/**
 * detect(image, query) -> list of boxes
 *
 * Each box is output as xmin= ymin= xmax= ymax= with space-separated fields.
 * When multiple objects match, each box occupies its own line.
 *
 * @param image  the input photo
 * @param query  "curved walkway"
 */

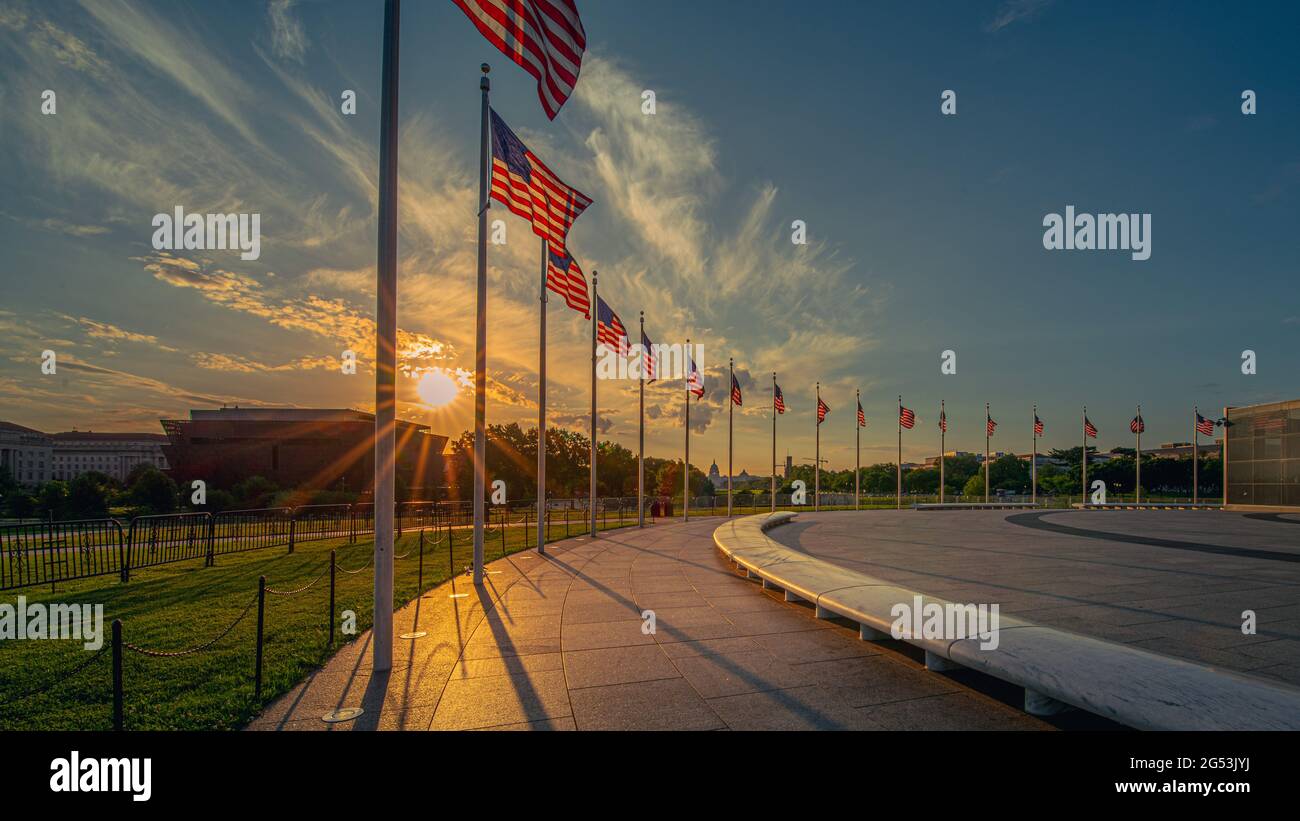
xmin=249 ymin=517 xmax=1046 ymax=731
xmin=770 ymin=509 xmax=1300 ymax=690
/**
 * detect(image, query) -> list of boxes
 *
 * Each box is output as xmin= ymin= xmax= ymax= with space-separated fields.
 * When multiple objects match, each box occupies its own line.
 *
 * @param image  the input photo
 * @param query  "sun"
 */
xmin=415 ymin=369 xmax=458 ymax=408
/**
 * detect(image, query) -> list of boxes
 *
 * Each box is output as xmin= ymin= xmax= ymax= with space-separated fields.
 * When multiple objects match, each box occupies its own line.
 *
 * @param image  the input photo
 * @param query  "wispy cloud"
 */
xmin=985 ymin=0 xmax=1054 ymax=33
xmin=267 ymin=0 xmax=308 ymax=63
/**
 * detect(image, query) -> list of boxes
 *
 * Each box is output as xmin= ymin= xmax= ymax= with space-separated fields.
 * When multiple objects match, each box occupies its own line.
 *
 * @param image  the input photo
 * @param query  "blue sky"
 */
xmin=1 ymin=0 xmax=1296 ymax=472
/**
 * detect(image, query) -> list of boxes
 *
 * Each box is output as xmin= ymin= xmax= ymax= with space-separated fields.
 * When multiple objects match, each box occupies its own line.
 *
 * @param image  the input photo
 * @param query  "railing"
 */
xmin=211 ymin=508 xmax=292 ymax=557
xmin=0 ymin=518 xmax=126 ymax=590
xmin=125 ymin=513 xmax=211 ymax=578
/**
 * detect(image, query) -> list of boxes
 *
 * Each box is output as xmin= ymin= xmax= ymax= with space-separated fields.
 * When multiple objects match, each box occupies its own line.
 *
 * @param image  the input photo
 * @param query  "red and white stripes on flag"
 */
xmin=640 ymin=329 xmax=656 ymax=382
xmin=857 ymin=401 xmax=866 ymax=428
xmin=546 ymin=249 xmax=590 ymax=317
xmin=490 ymin=109 xmax=592 ymax=253
xmin=687 ymin=355 xmax=704 ymax=399
xmin=730 ymin=373 xmax=743 ymax=406
xmin=1084 ymin=417 xmax=1098 ymax=438
xmin=899 ymin=406 xmax=915 ymax=430
xmin=1034 ymin=415 xmax=1044 ymax=437
xmin=817 ymin=398 xmax=830 ymax=425
xmin=939 ymin=410 xmax=947 ymax=433
xmin=1196 ymin=414 xmax=1216 ymax=436
xmin=773 ymin=383 xmax=786 ymax=414
xmin=986 ymin=415 xmax=997 ymax=437
xmin=452 ymin=0 xmax=586 ymax=120
xmin=595 ymin=295 xmax=628 ymax=355
xmin=1131 ymin=415 xmax=1145 ymax=434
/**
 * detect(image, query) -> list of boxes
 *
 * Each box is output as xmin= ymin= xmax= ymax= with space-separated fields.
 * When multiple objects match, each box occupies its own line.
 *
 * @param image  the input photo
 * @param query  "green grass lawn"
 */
xmin=0 ymin=509 xmax=638 ymax=731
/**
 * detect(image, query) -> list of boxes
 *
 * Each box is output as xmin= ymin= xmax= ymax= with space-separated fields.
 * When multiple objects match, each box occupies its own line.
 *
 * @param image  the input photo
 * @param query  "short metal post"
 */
xmin=112 ymin=619 xmax=123 ymax=731
xmin=417 ymin=530 xmax=424 ymax=590
xmin=329 ymin=550 xmax=336 ymax=646
xmin=254 ymin=575 xmax=266 ymax=700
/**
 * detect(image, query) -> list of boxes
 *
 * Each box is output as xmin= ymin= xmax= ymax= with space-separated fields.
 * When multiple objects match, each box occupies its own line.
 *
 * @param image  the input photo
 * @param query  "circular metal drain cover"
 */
xmin=321 ymin=707 xmax=364 ymax=724
xmin=399 ymin=631 xmax=427 ymax=640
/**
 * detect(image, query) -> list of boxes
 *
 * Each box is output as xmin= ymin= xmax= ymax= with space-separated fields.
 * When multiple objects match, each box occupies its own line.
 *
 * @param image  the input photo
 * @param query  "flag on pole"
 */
xmin=640 ymin=328 xmax=656 ymax=382
xmin=546 ymin=249 xmax=591 ymax=317
xmin=857 ymin=400 xmax=866 ymax=428
xmin=817 ymin=397 xmax=830 ymax=424
xmin=1034 ymin=415 xmax=1044 ymax=437
xmin=595 ymin=296 xmax=628 ymax=354
xmin=1196 ymin=413 xmax=1215 ymax=436
xmin=986 ymin=414 xmax=997 ymax=437
xmin=773 ymin=383 xmax=786 ymax=414
xmin=1084 ymin=417 xmax=1098 ymax=438
xmin=1130 ymin=415 xmax=1145 ymax=434
xmin=490 ymin=109 xmax=592 ymax=251
xmin=687 ymin=353 xmax=704 ymax=399
xmin=899 ymin=406 xmax=915 ymax=429
xmin=730 ymin=372 xmax=743 ymax=406
xmin=452 ymin=0 xmax=586 ymax=120
xmin=939 ymin=409 xmax=947 ymax=432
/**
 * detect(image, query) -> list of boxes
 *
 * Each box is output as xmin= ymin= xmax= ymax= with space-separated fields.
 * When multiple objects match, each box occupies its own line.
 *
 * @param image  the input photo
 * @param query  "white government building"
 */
xmin=0 ymin=421 xmax=168 ymax=486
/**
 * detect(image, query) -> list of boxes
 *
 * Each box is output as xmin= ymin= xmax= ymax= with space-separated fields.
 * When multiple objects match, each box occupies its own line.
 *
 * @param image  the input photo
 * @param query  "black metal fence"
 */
xmin=0 ymin=497 xmax=672 ymax=592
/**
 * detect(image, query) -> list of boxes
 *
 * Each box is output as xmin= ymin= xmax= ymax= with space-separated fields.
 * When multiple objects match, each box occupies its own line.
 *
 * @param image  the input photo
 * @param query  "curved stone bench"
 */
xmin=713 ymin=511 xmax=1300 ymax=730
xmin=913 ymin=502 xmax=1038 ymax=510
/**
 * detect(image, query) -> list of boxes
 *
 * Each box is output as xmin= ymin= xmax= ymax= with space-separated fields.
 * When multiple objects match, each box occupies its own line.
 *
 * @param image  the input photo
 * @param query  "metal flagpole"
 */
xmin=372 ymin=0 xmax=401 ymax=673
xmin=1193 ymin=405 xmax=1199 ymax=505
xmin=589 ymin=272 xmax=598 ymax=537
xmin=855 ymin=389 xmax=860 ymax=511
xmin=537 ymin=237 xmax=547 ymax=553
xmin=683 ymin=338 xmax=690 ymax=523
xmin=471 ymin=61 xmax=491 ymax=586
xmin=1031 ymin=404 xmax=1037 ymax=507
xmin=896 ymin=395 xmax=902 ymax=510
xmin=984 ymin=403 xmax=991 ymax=503
xmin=1081 ymin=405 xmax=1088 ymax=502
xmin=638 ymin=311 xmax=645 ymax=528
xmin=939 ymin=400 xmax=945 ymax=503
xmin=728 ymin=357 xmax=734 ymax=517
xmin=771 ymin=373 xmax=777 ymax=513
xmin=814 ymin=382 xmax=821 ymax=512
xmin=1135 ymin=404 xmax=1142 ymax=505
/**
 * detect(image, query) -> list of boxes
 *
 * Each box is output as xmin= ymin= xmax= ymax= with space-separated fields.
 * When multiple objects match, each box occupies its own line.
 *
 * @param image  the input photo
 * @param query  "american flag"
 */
xmin=899 ymin=406 xmax=915 ymax=430
xmin=857 ymin=401 xmax=866 ymax=428
xmin=452 ymin=0 xmax=586 ymax=120
xmin=1196 ymin=413 xmax=1216 ymax=436
xmin=1084 ymin=417 xmax=1098 ymax=438
xmin=1034 ymin=415 xmax=1044 ymax=437
xmin=641 ymin=329 xmax=655 ymax=383
xmin=595 ymin=296 xmax=628 ymax=355
xmin=687 ymin=355 xmax=704 ymax=399
xmin=1130 ymin=415 xmax=1145 ymax=434
xmin=730 ymin=372 xmax=743 ymax=406
xmin=817 ymin=397 xmax=830 ymax=425
xmin=939 ymin=409 xmax=947 ymax=433
xmin=546 ymin=249 xmax=590 ymax=317
xmin=490 ymin=109 xmax=591 ymax=253
xmin=986 ymin=415 xmax=997 ymax=437
xmin=773 ymin=383 xmax=785 ymax=414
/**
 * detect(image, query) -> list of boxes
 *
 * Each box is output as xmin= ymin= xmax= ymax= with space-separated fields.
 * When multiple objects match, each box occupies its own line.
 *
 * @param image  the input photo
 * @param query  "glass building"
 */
xmin=1224 ymin=398 xmax=1300 ymax=508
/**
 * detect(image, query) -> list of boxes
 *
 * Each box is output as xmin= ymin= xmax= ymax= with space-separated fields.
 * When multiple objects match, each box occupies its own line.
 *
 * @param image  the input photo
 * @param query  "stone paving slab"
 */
xmin=249 ymin=518 xmax=1049 ymax=731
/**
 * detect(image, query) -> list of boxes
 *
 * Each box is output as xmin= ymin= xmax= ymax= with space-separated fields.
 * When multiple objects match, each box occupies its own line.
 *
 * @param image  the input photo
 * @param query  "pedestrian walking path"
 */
xmin=249 ymin=517 xmax=1047 ymax=731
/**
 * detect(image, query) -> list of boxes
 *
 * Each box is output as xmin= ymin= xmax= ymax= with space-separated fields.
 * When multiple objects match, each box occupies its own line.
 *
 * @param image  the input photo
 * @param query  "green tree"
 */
xmin=129 ymin=468 xmax=178 ymax=513
xmin=66 ymin=473 xmax=113 ymax=517
xmin=961 ymin=475 xmax=984 ymax=497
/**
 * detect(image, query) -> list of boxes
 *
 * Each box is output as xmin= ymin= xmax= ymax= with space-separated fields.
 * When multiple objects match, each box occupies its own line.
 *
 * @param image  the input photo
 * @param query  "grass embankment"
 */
xmin=0 ymin=509 xmax=635 ymax=731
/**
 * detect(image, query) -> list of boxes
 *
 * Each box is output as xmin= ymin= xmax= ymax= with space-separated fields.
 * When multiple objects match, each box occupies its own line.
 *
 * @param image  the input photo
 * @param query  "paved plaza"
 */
xmin=249 ymin=517 xmax=1049 ymax=731
xmin=771 ymin=509 xmax=1300 ymax=688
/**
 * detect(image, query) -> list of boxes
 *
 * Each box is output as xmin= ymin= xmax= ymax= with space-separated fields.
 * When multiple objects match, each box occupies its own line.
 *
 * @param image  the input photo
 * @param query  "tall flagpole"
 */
xmin=372 ymin=0 xmax=401 ymax=673
xmin=984 ymin=403 xmax=990 ymax=503
xmin=683 ymin=338 xmax=690 ymax=522
xmin=727 ymin=357 xmax=734 ymax=517
xmin=1193 ymin=405 xmax=1199 ymax=505
xmin=896 ymin=395 xmax=902 ymax=510
xmin=1081 ymin=405 xmax=1088 ymax=501
xmin=471 ymin=63 xmax=490 ymax=585
xmin=940 ymin=400 xmax=945 ymax=504
xmin=589 ymin=272 xmax=598 ymax=538
xmin=771 ymin=372 xmax=777 ymax=513
xmin=637 ymin=311 xmax=645 ymax=528
xmin=537 ymin=238 xmax=548 ymax=553
xmin=814 ymin=382 xmax=821 ymax=512
xmin=1135 ymin=404 xmax=1142 ymax=505
xmin=1031 ymin=404 xmax=1037 ymax=507
xmin=855 ymin=389 xmax=860 ymax=511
